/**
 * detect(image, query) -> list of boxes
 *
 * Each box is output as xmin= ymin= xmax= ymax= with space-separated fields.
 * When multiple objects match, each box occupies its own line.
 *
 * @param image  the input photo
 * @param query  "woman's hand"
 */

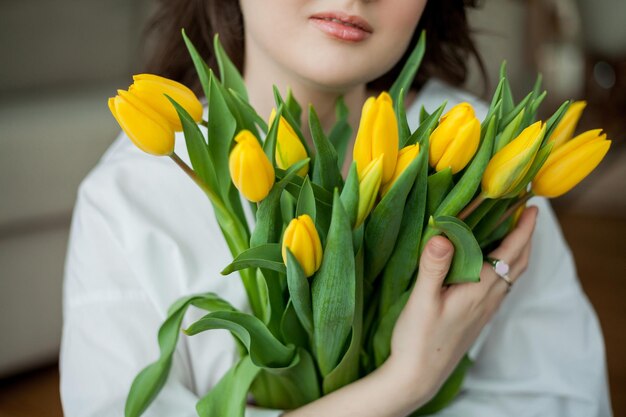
xmin=385 ymin=206 xmax=539 ymax=407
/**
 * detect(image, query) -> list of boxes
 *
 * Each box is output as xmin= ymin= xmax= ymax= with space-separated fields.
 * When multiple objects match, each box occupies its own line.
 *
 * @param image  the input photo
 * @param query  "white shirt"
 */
xmin=60 ymin=79 xmax=612 ymax=417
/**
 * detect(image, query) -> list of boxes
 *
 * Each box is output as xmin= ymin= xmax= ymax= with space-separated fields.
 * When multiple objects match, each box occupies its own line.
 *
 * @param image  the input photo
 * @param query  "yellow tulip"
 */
xmin=482 ymin=121 xmax=545 ymax=199
xmin=532 ymin=129 xmax=611 ymax=198
xmin=355 ymin=155 xmax=384 ymax=228
xmin=380 ymin=144 xmax=420 ymax=197
xmin=129 ymin=74 xmax=203 ymax=131
xmin=429 ymin=102 xmax=481 ymax=174
xmin=108 ymin=90 xmax=175 ymax=156
xmin=547 ymin=101 xmax=587 ymax=149
xmin=269 ymin=109 xmax=309 ymax=176
xmin=282 ymin=214 xmax=323 ymax=277
xmin=353 ymin=92 xmax=398 ymax=184
xmin=229 ymin=130 xmax=275 ymax=202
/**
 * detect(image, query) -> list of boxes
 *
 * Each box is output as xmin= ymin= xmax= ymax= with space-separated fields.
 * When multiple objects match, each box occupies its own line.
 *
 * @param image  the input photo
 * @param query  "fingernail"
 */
xmin=428 ymin=239 xmax=450 ymax=259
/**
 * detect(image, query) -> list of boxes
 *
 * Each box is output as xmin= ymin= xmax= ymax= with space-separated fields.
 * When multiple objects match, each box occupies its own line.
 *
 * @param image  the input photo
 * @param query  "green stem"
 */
xmin=169 ymin=152 xmax=265 ymax=317
xmin=491 ymin=191 xmax=534 ymax=231
xmin=458 ymin=194 xmax=486 ymax=221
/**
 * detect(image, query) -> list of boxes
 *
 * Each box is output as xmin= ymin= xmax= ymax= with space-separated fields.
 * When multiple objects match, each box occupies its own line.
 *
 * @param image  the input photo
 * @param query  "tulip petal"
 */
xmin=482 ymin=122 xmax=544 ymax=198
xmin=112 ymin=92 xmax=175 ymax=156
xmin=372 ymin=96 xmax=399 ymax=184
xmin=540 ymin=129 xmax=604 ymax=175
xmin=353 ymin=97 xmax=377 ymax=176
xmin=133 ymin=74 xmax=204 ymax=126
xmin=429 ymin=103 xmax=475 ymax=171
xmin=533 ymin=138 xmax=610 ymax=198
xmin=547 ymin=100 xmax=586 ymax=148
xmin=436 ymin=118 xmax=480 ymax=174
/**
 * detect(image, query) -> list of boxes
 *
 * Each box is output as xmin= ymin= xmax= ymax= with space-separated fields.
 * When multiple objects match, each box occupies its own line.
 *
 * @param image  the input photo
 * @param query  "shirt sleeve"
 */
xmin=60 ymin=140 xmax=283 ymax=417
xmin=434 ymin=198 xmax=612 ymax=417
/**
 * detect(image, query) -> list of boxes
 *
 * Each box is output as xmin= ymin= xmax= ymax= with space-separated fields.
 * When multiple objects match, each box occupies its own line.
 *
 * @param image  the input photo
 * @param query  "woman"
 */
xmin=60 ymin=1 xmax=612 ymax=416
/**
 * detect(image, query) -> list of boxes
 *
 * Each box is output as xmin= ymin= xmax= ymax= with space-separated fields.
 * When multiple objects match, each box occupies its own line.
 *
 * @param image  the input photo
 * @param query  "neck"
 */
xmin=243 ymin=42 xmax=368 ymax=175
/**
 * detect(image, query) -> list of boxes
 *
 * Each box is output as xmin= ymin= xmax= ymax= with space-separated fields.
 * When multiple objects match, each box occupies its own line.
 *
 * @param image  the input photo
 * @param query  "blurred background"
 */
xmin=0 ymin=0 xmax=624 ymax=415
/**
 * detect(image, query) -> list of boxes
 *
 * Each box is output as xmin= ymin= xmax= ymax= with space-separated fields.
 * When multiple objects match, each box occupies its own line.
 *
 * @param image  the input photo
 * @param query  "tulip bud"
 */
xmin=429 ymin=102 xmax=481 ymax=174
xmin=282 ymin=214 xmax=323 ymax=277
xmin=532 ymin=129 xmax=610 ymax=198
xmin=229 ymin=130 xmax=275 ymax=202
xmin=269 ymin=109 xmax=309 ymax=176
xmin=547 ymin=101 xmax=586 ymax=149
xmin=108 ymin=90 xmax=175 ymax=156
xmin=129 ymin=74 xmax=204 ymax=131
xmin=353 ymin=93 xmax=399 ymax=184
xmin=482 ymin=121 xmax=545 ymax=199
xmin=380 ymin=144 xmax=420 ymax=197
xmin=355 ymin=155 xmax=384 ymax=228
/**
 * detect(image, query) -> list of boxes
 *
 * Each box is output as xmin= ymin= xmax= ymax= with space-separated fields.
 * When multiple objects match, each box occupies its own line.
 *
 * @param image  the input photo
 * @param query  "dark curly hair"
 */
xmin=143 ymin=0 xmax=486 ymax=96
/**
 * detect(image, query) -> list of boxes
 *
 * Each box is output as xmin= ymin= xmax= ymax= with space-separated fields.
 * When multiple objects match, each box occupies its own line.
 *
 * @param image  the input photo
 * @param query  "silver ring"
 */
xmin=485 ymin=257 xmax=513 ymax=292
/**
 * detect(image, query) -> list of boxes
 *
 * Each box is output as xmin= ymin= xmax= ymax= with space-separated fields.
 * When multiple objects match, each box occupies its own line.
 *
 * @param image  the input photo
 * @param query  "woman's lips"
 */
xmin=309 ymin=12 xmax=373 ymax=42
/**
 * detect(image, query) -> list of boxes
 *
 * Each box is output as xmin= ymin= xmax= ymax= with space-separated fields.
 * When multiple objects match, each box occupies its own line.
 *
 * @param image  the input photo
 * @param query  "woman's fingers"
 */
xmin=488 ymin=206 xmax=538 ymax=269
xmin=413 ymin=236 xmax=455 ymax=303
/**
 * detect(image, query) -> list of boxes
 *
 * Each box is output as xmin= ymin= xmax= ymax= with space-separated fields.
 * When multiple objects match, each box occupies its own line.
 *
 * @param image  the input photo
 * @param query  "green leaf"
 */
xmin=312 ymin=191 xmax=355 ymax=376
xmin=309 ymin=105 xmax=343 ymax=192
xmin=522 ymin=74 xmax=544 ymax=126
xmin=500 ymin=91 xmax=532 ymax=129
xmin=502 ymin=141 xmax=554 ymax=199
xmin=125 ymin=293 xmax=234 ymax=417
xmin=185 ymin=310 xmax=295 ymax=368
xmin=263 ymin=104 xmax=282 ymax=165
xmin=403 ymin=102 xmax=446 ymax=147
xmin=488 ymin=77 xmax=505 ymax=116
xmin=276 ymin=168 xmax=333 ymax=207
xmin=479 ymin=214 xmax=515 ymax=250
xmin=364 ymin=145 xmax=423 ymax=284
xmin=543 ymin=100 xmax=570 ymax=146
xmin=280 ymin=301 xmax=309 ymax=349
xmin=182 ymin=29 xmax=211 ymax=100
xmin=435 ymin=115 xmax=497 ymax=217
xmin=322 ymin=245 xmax=364 ymax=394
xmin=213 ymin=34 xmax=248 ymax=101
xmin=250 ymin=159 xmax=309 ymax=248
xmin=379 ymin=137 xmax=428 ymax=316
xmin=285 ymin=250 xmax=313 ymax=337
xmin=328 ymin=96 xmax=352 ymax=172
xmin=285 ymin=88 xmax=303 ymax=126
xmin=166 ymin=96 xmax=215 ymax=191
xmin=273 ymin=86 xmax=313 ymax=157
xmin=499 ymin=61 xmax=515 ymax=116
xmin=473 ymin=199 xmax=511 ymax=242
xmin=373 ymin=290 xmax=410 ymax=366
xmin=395 ymin=88 xmax=411 ymax=144
xmin=228 ymin=88 xmax=268 ymax=134
xmin=339 ymin=162 xmax=359 ymax=228
xmin=389 ymin=30 xmax=426 ymax=105
xmin=426 ymin=168 xmax=453 ymax=219
xmin=207 ymin=73 xmax=237 ymax=202
xmin=412 ymin=355 xmax=473 ymax=416
xmin=280 ymin=190 xmax=296 ymax=225
xmin=296 ymin=176 xmax=316 ymax=221
xmin=464 ymin=197 xmax=498 ymax=230
xmin=419 ymin=105 xmax=431 ymax=125
xmin=221 ymin=243 xmax=286 ymax=276
xmin=259 ymin=267 xmax=286 ymax=341
xmin=251 ymin=348 xmax=321 ymax=409
xmin=196 ymin=355 xmax=259 ymax=417
xmin=430 ymin=216 xmax=483 ymax=284
xmin=494 ymin=108 xmax=525 ymax=153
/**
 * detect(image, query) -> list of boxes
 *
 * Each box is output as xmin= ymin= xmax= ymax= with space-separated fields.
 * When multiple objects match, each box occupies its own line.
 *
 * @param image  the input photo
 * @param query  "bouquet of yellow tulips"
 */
xmin=108 ymin=31 xmax=611 ymax=417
